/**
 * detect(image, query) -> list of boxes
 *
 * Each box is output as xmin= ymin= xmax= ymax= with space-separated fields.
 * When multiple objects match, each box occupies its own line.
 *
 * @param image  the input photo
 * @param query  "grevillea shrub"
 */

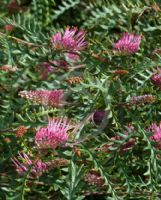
xmin=0 ymin=1 xmax=161 ymax=200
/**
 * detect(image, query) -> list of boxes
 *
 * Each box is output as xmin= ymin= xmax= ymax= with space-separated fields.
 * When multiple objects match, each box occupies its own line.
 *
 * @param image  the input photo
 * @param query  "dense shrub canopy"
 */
xmin=0 ymin=0 xmax=161 ymax=199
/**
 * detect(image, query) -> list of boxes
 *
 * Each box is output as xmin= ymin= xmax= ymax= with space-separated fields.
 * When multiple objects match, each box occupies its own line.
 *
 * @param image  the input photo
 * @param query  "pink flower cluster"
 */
xmin=35 ymin=118 xmax=69 ymax=149
xmin=151 ymin=68 xmax=161 ymax=89
xmin=11 ymin=152 xmax=47 ymax=176
xmin=19 ymin=90 xmax=65 ymax=107
xmin=113 ymin=33 xmax=142 ymax=54
xmin=129 ymin=95 xmax=156 ymax=106
xmin=50 ymin=26 xmax=87 ymax=51
xmin=149 ymin=122 xmax=161 ymax=148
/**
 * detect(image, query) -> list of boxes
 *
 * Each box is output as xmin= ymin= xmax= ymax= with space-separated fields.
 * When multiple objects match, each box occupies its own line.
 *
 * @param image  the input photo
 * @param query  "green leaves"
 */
xmin=52 ymin=0 xmax=80 ymax=20
xmin=0 ymin=0 xmax=161 ymax=199
xmin=64 ymin=160 xmax=84 ymax=200
xmin=82 ymin=145 xmax=120 ymax=200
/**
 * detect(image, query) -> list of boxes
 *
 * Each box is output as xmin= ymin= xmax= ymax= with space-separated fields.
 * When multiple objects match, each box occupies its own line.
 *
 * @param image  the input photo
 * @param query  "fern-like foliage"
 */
xmin=0 ymin=0 xmax=161 ymax=199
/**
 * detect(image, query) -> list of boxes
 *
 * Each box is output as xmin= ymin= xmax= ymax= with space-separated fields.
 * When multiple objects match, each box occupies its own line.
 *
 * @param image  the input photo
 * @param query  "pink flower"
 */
xmin=151 ymin=68 xmax=161 ymax=89
xmin=19 ymin=90 xmax=65 ymax=107
xmin=128 ymin=95 xmax=156 ymax=106
xmin=11 ymin=152 xmax=47 ymax=176
xmin=113 ymin=33 xmax=142 ymax=54
xmin=149 ymin=123 xmax=161 ymax=148
xmin=67 ymin=53 xmax=80 ymax=61
xmin=50 ymin=26 xmax=87 ymax=51
xmin=35 ymin=118 xmax=69 ymax=149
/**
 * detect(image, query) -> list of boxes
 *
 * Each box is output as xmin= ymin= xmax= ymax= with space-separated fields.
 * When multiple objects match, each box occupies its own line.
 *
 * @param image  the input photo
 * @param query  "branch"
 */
xmin=0 ymin=32 xmax=42 ymax=47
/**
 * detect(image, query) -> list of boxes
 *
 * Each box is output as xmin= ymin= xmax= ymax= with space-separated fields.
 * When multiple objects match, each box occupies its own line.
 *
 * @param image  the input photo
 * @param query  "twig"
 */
xmin=0 ymin=32 xmax=42 ymax=47
xmin=82 ymin=190 xmax=161 ymax=197
xmin=0 ymin=128 xmax=13 ymax=133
